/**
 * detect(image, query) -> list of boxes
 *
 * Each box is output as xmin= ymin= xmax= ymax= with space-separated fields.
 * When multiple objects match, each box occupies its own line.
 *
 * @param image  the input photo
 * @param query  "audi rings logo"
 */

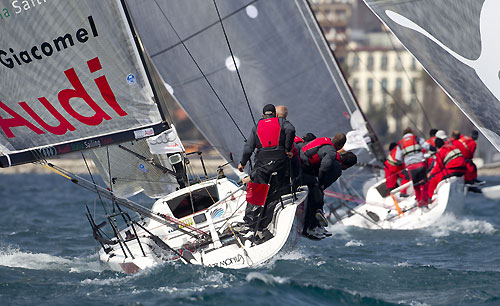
xmin=149 ymin=130 xmax=177 ymax=145
xmin=38 ymin=147 xmax=58 ymax=158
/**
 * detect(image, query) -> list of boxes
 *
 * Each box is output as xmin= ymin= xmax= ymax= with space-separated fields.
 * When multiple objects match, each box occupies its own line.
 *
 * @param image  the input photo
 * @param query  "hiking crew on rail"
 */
xmin=237 ymin=104 xmax=295 ymax=236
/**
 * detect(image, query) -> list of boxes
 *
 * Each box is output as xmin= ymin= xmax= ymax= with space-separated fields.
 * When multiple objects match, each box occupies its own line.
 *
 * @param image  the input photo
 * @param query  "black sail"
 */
xmin=125 ymin=0 xmax=382 ymax=171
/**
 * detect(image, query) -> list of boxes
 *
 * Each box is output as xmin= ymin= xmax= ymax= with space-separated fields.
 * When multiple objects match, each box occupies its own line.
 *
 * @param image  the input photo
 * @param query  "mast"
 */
xmin=118 ymin=0 xmax=188 ymax=188
xmin=119 ymin=0 xmax=169 ymax=124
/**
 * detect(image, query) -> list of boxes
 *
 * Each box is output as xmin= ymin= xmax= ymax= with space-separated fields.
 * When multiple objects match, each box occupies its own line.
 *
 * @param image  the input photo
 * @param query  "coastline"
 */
xmin=0 ymin=155 xmax=226 ymax=175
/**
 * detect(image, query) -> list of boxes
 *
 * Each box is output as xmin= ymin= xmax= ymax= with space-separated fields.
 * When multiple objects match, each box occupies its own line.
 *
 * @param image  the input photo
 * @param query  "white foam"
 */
xmin=246 ymin=272 xmax=289 ymax=285
xmin=345 ymin=240 xmax=364 ymax=247
xmin=327 ymin=224 xmax=352 ymax=239
xmin=426 ymin=214 xmax=496 ymax=237
xmin=0 ymin=246 xmax=102 ymax=272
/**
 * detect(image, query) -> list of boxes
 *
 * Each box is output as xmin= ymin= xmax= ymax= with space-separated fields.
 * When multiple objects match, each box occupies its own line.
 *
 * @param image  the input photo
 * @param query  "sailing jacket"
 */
xmin=458 ymin=135 xmax=476 ymax=159
xmin=429 ymin=143 xmax=466 ymax=176
xmin=451 ymin=138 xmax=469 ymax=159
xmin=291 ymin=136 xmax=305 ymax=157
xmin=301 ymin=137 xmax=340 ymax=166
xmin=299 ymin=137 xmax=341 ymax=189
xmin=240 ymin=117 xmax=295 ymax=166
xmin=395 ymin=133 xmax=429 ymax=165
xmin=385 ymin=145 xmax=403 ymax=167
xmin=425 ymin=136 xmax=437 ymax=147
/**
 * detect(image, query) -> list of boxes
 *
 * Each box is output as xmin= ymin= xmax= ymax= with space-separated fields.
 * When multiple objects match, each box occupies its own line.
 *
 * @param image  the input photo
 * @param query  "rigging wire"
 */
xmin=152 ymin=0 xmax=247 ymax=141
xmin=81 ymin=152 xmax=110 ymax=216
xmin=106 ymin=146 xmax=115 ymax=213
xmin=212 ymin=0 xmax=257 ymax=127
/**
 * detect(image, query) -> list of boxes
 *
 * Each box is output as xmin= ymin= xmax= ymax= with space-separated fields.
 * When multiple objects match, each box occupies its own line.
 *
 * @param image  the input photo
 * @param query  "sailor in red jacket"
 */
xmin=394 ymin=127 xmax=431 ymax=207
xmin=427 ymin=138 xmax=467 ymax=199
xmin=384 ymin=142 xmax=404 ymax=193
xmin=450 ymin=130 xmax=479 ymax=188
xmin=299 ymin=135 xmax=356 ymax=239
xmin=425 ymin=128 xmax=438 ymax=150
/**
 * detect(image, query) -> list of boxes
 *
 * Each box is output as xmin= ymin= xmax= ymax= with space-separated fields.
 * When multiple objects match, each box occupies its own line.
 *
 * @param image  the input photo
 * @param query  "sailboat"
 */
xmin=125 ymin=0 xmax=466 ymax=232
xmin=0 ymin=0 xmax=310 ymax=273
xmin=331 ymin=0 xmax=500 ymax=229
xmin=122 ymin=0 xmax=390 ymax=232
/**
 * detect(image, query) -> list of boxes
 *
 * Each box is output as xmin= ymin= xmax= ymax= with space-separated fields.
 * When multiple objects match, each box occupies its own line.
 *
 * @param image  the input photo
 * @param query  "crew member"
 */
xmin=276 ymin=105 xmax=301 ymax=190
xmin=384 ymin=142 xmax=404 ymax=194
xmin=299 ymin=136 xmax=356 ymax=239
xmin=394 ymin=127 xmax=431 ymax=207
xmin=450 ymin=130 xmax=480 ymax=190
xmin=427 ymin=138 xmax=466 ymax=199
xmin=426 ymin=128 xmax=438 ymax=149
xmin=237 ymin=104 xmax=295 ymax=233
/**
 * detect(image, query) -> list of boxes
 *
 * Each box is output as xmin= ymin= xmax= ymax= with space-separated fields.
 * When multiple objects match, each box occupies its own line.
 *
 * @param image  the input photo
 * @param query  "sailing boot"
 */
xmin=315 ymin=209 xmax=329 ymax=227
xmin=305 ymin=226 xmax=326 ymax=240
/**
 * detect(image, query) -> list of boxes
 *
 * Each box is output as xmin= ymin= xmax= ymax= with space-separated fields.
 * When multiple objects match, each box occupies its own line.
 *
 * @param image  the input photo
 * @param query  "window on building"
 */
xmin=367 ymin=55 xmax=374 ymax=71
xmin=352 ymin=56 xmax=359 ymax=71
xmin=367 ymin=78 xmax=373 ymax=93
xmin=381 ymin=54 xmax=388 ymax=70
xmin=336 ymin=9 xmax=346 ymax=20
xmin=381 ymin=78 xmax=388 ymax=91
xmin=396 ymin=78 xmax=403 ymax=90
xmin=352 ymin=78 xmax=359 ymax=91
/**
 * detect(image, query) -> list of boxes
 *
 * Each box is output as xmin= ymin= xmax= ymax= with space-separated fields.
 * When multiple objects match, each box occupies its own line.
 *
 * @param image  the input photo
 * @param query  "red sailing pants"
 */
xmin=384 ymin=162 xmax=404 ymax=190
xmin=464 ymin=159 xmax=477 ymax=182
xmin=407 ymin=161 xmax=428 ymax=207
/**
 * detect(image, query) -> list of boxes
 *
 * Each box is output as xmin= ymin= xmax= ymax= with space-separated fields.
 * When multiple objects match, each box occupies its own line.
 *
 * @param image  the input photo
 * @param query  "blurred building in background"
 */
xmin=311 ymin=0 xmax=481 ymax=153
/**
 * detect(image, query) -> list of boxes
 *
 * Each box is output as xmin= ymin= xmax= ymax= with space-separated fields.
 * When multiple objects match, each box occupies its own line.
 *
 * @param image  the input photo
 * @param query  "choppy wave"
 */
xmin=345 ymin=240 xmax=364 ymax=247
xmin=426 ymin=214 xmax=496 ymax=237
xmin=246 ymin=272 xmax=290 ymax=285
xmin=0 ymin=245 xmax=102 ymax=272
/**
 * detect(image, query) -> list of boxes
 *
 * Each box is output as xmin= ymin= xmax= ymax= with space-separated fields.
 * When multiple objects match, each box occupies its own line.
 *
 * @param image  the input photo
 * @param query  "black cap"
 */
xmin=262 ymin=104 xmax=276 ymax=115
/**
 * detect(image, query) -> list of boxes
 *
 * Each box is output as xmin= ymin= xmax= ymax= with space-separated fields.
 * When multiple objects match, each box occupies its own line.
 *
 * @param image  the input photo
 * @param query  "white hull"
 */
xmin=98 ymin=178 xmax=307 ymax=273
xmin=481 ymin=185 xmax=500 ymax=200
xmin=338 ymin=176 xmax=464 ymax=230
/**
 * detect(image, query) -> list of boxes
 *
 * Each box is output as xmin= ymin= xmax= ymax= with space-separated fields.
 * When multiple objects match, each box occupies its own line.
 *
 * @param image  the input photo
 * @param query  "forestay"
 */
xmin=363 ymin=0 xmax=500 ymax=153
xmin=0 ymin=0 xmax=165 ymax=167
xmin=125 ymin=0 xmax=383 ymax=170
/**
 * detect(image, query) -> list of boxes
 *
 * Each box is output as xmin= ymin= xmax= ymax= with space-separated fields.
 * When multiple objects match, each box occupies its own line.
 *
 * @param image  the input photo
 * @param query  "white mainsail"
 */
xmin=363 ymin=0 xmax=500 ymax=153
xmin=0 ymin=0 xmax=166 ymax=166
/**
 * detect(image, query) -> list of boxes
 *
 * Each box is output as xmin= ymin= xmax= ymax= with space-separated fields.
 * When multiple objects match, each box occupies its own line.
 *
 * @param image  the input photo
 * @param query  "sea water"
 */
xmin=0 ymin=173 xmax=499 ymax=305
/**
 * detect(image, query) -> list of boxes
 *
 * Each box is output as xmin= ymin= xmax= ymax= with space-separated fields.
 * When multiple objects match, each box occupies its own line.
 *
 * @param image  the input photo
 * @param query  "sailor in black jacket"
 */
xmin=237 ymin=104 xmax=295 ymax=232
